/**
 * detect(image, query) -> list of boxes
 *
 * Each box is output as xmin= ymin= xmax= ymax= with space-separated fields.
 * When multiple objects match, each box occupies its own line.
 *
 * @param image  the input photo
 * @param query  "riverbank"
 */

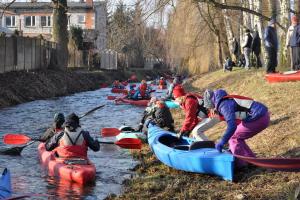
xmin=107 ymin=68 xmax=300 ymax=200
xmin=0 ymin=68 xmax=168 ymax=109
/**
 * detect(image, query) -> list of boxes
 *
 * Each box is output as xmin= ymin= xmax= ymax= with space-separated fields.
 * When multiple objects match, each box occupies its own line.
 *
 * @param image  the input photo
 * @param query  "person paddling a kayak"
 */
xmin=132 ymin=80 xmax=151 ymax=100
xmin=203 ymin=89 xmax=270 ymax=168
xmin=40 ymin=113 xmax=65 ymax=142
xmin=112 ymin=80 xmax=125 ymax=89
xmin=45 ymin=113 xmax=100 ymax=159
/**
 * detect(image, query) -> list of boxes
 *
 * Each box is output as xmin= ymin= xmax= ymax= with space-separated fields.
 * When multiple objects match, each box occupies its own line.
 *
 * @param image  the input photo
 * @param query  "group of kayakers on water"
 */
xmin=39 ymin=73 xmax=269 ymax=170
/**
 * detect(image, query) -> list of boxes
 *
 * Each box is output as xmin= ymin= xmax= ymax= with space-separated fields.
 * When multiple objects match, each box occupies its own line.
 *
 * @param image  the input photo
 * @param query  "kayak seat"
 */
xmin=158 ymin=134 xmax=188 ymax=147
xmin=189 ymin=141 xmax=215 ymax=150
xmin=63 ymin=158 xmax=89 ymax=165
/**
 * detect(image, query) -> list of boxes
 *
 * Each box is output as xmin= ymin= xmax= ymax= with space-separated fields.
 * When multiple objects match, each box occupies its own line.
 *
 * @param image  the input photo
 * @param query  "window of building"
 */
xmin=25 ymin=16 xmax=36 ymax=27
xmin=78 ymin=15 xmax=85 ymax=24
xmin=41 ymin=16 xmax=51 ymax=27
xmin=5 ymin=16 xmax=16 ymax=27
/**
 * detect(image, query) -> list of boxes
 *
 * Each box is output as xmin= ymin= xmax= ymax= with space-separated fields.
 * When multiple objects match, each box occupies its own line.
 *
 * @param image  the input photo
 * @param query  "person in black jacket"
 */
xmin=289 ymin=16 xmax=300 ymax=70
xmin=242 ymin=29 xmax=253 ymax=69
xmin=40 ymin=113 xmax=65 ymax=142
xmin=264 ymin=18 xmax=278 ymax=74
xmin=251 ymin=25 xmax=262 ymax=68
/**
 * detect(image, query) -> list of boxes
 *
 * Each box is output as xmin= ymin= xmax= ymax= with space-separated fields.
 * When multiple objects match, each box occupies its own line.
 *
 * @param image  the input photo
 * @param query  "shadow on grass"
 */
xmin=269 ymin=115 xmax=291 ymax=126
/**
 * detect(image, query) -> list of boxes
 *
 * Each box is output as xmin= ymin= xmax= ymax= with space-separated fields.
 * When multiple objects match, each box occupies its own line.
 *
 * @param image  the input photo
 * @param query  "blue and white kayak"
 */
xmin=0 ymin=168 xmax=12 ymax=199
xmin=147 ymin=125 xmax=235 ymax=181
xmin=165 ymin=100 xmax=180 ymax=109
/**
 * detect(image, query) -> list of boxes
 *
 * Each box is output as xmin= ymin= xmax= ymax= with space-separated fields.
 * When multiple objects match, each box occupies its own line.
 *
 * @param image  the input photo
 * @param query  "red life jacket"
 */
xmin=159 ymin=80 xmax=166 ymax=86
xmin=139 ymin=84 xmax=147 ymax=97
xmin=216 ymin=95 xmax=254 ymax=120
xmin=55 ymin=130 xmax=88 ymax=159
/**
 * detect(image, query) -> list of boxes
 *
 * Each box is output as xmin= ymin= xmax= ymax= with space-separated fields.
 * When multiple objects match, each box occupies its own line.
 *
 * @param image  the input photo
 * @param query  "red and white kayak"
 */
xmin=111 ymin=88 xmax=128 ymax=94
xmin=115 ymin=98 xmax=149 ymax=107
xmin=38 ymin=143 xmax=96 ymax=184
xmin=265 ymin=70 xmax=300 ymax=83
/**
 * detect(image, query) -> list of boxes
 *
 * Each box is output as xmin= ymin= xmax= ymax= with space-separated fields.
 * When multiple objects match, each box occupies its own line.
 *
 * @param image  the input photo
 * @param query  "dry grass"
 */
xmin=107 ymin=68 xmax=300 ymax=200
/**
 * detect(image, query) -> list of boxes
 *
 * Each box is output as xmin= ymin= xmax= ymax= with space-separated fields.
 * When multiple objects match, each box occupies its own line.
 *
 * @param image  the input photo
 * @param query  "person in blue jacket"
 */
xmin=264 ymin=18 xmax=278 ymax=73
xmin=203 ymin=89 xmax=270 ymax=168
xmin=132 ymin=80 xmax=151 ymax=100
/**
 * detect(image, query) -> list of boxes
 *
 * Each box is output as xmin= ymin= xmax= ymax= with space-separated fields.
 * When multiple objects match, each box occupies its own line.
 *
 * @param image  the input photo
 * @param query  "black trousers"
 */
xmin=292 ymin=47 xmax=300 ymax=70
xmin=266 ymin=47 xmax=278 ymax=73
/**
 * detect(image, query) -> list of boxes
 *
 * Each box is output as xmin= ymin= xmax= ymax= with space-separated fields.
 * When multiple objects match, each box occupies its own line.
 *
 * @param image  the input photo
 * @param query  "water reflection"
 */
xmin=0 ymin=88 xmax=146 ymax=199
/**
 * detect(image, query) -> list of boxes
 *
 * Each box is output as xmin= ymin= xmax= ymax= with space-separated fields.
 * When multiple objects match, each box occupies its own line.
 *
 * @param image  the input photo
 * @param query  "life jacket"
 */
xmin=216 ymin=95 xmax=254 ymax=120
xmin=139 ymin=84 xmax=148 ymax=98
xmin=159 ymin=80 xmax=166 ymax=86
xmin=185 ymin=93 xmax=208 ymax=118
xmin=55 ymin=128 xmax=88 ymax=159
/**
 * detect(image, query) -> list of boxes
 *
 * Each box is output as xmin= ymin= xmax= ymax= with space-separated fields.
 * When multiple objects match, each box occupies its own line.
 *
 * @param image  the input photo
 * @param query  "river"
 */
xmin=0 ymin=87 xmax=150 ymax=199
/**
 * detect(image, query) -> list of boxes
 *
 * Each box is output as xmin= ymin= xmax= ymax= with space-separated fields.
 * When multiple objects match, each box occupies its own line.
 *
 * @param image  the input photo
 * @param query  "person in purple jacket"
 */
xmin=203 ymin=89 xmax=270 ymax=168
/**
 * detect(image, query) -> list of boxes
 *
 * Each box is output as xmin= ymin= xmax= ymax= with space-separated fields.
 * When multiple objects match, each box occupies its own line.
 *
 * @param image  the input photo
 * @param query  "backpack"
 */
xmin=216 ymin=95 xmax=254 ymax=120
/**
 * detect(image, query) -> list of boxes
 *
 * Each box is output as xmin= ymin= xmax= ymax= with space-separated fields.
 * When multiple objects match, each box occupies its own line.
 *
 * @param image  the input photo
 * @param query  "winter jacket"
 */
xmin=289 ymin=24 xmax=300 ymax=47
xmin=132 ymin=87 xmax=150 ymax=100
xmin=40 ymin=126 xmax=63 ymax=142
xmin=45 ymin=128 xmax=100 ymax=159
xmin=242 ymin=33 xmax=253 ymax=48
xmin=212 ymin=89 xmax=268 ymax=144
xmin=180 ymin=93 xmax=208 ymax=133
xmin=251 ymin=31 xmax=261 ymax=55
xmin=286 ymin=25 xmax=295 ymax=47
xmin=264 ymin=26 xmax=278 ymax=50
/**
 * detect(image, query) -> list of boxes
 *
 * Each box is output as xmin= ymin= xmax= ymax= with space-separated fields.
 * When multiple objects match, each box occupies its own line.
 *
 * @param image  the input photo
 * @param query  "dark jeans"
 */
xmin=253 ymin=52 xmax=262 ymax=68
xmin=292 ymin=47 xmax=300 ymax=70
xmin=266 ymin=47 xmax=278 ymax=73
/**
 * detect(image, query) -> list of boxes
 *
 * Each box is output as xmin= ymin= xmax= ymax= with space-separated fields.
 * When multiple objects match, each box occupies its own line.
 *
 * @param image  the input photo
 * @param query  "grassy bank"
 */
xmin=108 ymin=68 xmax=300 ymax=200
xmin=0 ymin=68 xmax=168 ymax=109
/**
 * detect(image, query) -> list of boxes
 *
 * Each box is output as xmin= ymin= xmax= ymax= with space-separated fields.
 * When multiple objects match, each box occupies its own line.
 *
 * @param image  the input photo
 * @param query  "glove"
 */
xmin=145 ymin=119 xmax=156 ymax=128
xmin=215 ymin=141 xmax=225 ymax=152
xmin=136 ymin=123 xmax=143 ymax=132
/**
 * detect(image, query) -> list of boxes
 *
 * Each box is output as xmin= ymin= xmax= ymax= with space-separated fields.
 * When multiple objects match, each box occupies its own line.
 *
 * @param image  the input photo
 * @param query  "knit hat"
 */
xmin=173 ymin=85 xmax=186 ymax=99
xmin=292 ymin=15 xmax=299 ymax=25
xmin=64 ymin=113 xmax=80 ymax=131
xmin=203 ymin=89 xmax=214 ymax=109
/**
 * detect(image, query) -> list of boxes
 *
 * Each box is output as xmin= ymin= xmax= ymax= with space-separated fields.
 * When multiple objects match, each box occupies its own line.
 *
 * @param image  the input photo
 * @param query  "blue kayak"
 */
xmin=147 ymin=125 xmax=234 ymax=181
xmin=0 ymin=168 xmax=12 ymax=199
xmin=165 ymin=100 xmax=179 ymax=109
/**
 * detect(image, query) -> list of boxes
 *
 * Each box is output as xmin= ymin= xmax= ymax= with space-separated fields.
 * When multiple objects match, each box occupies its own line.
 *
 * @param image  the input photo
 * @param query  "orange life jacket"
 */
xmin=55 ymin=129 xmax=88 ymax=159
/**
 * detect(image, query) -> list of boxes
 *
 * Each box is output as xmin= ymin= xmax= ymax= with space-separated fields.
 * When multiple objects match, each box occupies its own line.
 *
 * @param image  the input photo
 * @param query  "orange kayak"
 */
xmin=265 ymin=71 xmax=300 ymax=83
xmin=38 ymin=143 xmax=96 ymax=184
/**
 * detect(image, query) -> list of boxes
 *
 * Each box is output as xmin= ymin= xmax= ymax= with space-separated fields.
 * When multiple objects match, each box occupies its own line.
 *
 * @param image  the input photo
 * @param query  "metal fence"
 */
xmin=0 ymin=36 xmax=56 ymax=73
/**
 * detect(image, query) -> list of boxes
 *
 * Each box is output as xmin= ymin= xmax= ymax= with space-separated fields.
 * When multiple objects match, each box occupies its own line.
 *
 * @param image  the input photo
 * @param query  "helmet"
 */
xmin=54 ymin=113 xmax=65 ymax=123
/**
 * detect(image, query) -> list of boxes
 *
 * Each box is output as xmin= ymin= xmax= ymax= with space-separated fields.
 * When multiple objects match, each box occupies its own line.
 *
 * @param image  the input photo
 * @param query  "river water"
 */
xmin=0 ymin=87 xmax=151 ymax=199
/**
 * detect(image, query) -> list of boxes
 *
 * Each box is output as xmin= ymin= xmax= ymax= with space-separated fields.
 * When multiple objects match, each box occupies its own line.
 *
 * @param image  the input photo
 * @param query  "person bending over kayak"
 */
xmin=40 ymin=113 xmax=65 ymax=142
xmin=127 ymin=84 xmax=136 ymax=99
xmin=132 ymin=80 xmax=151 ymax=100
xmin=203 ymin=89 xmax=269 ymax=167
xmin=137 ymin=97 xmax=174 ymax=132
xmin=45 ymin=113 xmax=100 ymax=159
xmin=173 ymin=86 xmax=221 ymax=141
xmin=112 ymin=80 xmax=125 ymax=89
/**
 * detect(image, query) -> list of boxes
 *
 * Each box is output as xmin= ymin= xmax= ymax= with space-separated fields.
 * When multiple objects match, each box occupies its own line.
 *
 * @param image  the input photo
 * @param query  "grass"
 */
xmin=106 ymin=67 xmax=300 ymax=200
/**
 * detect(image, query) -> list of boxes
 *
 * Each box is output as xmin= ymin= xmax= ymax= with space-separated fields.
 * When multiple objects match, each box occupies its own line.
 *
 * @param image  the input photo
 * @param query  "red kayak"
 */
xmin=115 ymin=98 xmax=149 ymax=106
xmin=111 ymin=88 xmax=128 ymax=94
xmin=265 ymin=71 xmax=300 ymax=83
xmin=38 ymin=143 xmax=96 ymax=184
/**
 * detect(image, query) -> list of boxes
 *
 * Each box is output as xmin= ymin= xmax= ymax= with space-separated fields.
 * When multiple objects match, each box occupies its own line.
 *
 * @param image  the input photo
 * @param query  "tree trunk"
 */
xmin=296 ymin=0 xmax=300 ymax=18
xmin=52 ymin=0 xmax=69 ymax=69
xmin=216 ymin=30 xmax=223 ymax=68
xmin=221 ymin=0 xmax=234 ymax=59
xmin=253 ymin=0 xmax=266 ymax=66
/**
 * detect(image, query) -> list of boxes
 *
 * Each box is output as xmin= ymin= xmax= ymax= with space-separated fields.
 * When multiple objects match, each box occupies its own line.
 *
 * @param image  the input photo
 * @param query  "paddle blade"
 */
xmin=115 ymin=138 xmax=142 ymax=149
xmin=101 ymin=128 xmax=121 ymax=137
xmin=107 ymin=96 xmax=117 ymax=100
xmin=3 ymin=134 xmax=31 ymax=145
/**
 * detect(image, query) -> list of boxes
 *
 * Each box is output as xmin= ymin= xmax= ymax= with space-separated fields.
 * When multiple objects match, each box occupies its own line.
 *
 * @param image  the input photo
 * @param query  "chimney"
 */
xmin=86 ymin=0 xmax=93 ymax=6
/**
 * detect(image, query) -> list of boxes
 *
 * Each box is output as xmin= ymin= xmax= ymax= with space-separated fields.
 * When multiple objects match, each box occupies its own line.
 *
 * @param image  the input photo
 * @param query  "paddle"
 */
xmin=1 ymin=105 xmax=106 ymax=155
xmin=107 ymin=96 xmax=117 ymax=100
xmin=101 ymin=128 xmax=121 ymax=137
xmin=3 ymin=134 xmax=142 ymax=149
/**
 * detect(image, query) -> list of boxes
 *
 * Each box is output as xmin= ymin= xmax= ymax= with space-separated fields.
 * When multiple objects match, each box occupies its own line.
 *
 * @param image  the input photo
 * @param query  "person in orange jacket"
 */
xmin=45 ymin=113 xmax=100 ymax=159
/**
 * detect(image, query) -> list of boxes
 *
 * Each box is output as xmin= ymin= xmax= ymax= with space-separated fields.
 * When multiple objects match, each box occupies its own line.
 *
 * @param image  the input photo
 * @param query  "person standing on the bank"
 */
xmin=242 ymin=29 xmax=253 ymax=70
xmin=288 ymin=16 xmax=300 ymax=70
xmin=251 ymin=25 xmax=262 ymax=68
xmin=264 ymin=18 xmax=278 ymax=74
xmin=230 ymin=36 xmax=240 ymax=63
